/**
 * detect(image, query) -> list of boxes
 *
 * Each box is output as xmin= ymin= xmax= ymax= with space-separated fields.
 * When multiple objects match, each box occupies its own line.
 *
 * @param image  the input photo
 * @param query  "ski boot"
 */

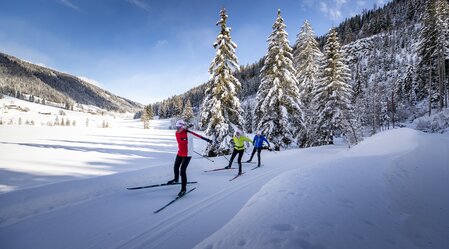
xmin=167 ymin=179 xmax=179 ymax=185
xmin=178 ymin=188 xmax=186 ymax=197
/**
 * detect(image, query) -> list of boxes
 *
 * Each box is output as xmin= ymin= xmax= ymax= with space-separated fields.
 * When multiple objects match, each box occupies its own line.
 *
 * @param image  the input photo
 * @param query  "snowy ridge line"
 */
xmin=0 ymin=162 xmax=172 ymax=228
xmin=114 ymin=165 xmax=283 ymax=249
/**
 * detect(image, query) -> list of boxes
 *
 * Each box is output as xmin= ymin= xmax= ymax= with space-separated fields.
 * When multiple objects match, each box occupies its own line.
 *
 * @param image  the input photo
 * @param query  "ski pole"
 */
xmin=193 ymin=150 xmax=214 ymax=162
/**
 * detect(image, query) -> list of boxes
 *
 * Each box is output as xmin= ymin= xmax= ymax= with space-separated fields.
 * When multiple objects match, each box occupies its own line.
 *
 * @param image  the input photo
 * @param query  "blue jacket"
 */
xmin=252 ymin=135 xmax=269 ymax=148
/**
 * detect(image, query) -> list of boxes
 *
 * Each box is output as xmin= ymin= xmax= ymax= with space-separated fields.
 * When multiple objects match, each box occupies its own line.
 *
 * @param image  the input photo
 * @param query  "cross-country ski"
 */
xmin=250 ymin=165 xmax=263 ymax=170
xmin=154 ymin=187 xmax=197 ymax=214
xmin=229 ymin=172 xmax=245 ymax=181
xmin=126 ymin=181 xmax=198 ymax=190
xmin=204 ymin=167 xmax=237 ymax=172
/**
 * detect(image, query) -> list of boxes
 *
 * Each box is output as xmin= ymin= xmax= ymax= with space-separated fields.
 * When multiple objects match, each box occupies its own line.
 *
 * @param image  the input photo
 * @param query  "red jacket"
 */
xmin=176 ymin=130 xmax=203 ymax=157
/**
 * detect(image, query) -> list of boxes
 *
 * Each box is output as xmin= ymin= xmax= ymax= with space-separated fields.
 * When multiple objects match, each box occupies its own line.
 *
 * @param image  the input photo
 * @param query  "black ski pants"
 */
xmin=173 ymin=155 xmax=192 ymax=190
xmin=249 ymin=147 xmax=262 ymax=165
xmin=228 ymin=149 xmax=244 ymax=174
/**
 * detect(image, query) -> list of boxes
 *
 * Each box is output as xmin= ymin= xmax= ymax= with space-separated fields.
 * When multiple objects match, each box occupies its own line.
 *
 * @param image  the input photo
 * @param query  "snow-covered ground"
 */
xmin=1 ymin=97 xmax=448 ymax=249
xmin=195 ymin=129 xmax=449 ymax=249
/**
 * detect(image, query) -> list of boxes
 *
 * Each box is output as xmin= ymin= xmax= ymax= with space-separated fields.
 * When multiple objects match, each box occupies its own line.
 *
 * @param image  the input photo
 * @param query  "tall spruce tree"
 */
xmin=200 ymin=8 xmax=244 ymax=156
xmin=182 ymin=99 xmax=194 ymax=123
xmin=312 ymin=29 xmax=361 ymax=146
xmin=141 ymin=104 xmax=153 ymax=129
xmin=435 ymin=0 xmax=449 ymax=109
xmin=254 ymin=9 xmax=304 ymax=151
xmin=293 ymin=20 xmax=323 ymax=147
xmin=417 ymin=0 xmax=449 ymax=110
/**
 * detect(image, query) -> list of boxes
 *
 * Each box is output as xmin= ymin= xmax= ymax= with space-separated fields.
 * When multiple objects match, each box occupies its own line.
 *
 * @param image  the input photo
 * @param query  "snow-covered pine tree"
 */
xmin=200 ymin=8 xmax=244 ymax=156
xmin=312 ymin=28 xmax=362 ymax=146
xmin=242 ymin=100 xmax=254 ymax=133
xmin=417 ymin=0 xmax=449 ymax=111
xmin=396 ymin=65 xmax=419 ymax=120
xmin=293 ymin=20 xmax=323 ymax=147
xmin=254 ymin=9 xmax=304 ymax=151
xmin=435 ymin=0 xmax=449 ymax=109
xmin=141 ymin=104 xmax=153 ymax=129
xmin=182 ymin=99 xmax=194 ymax=123
xmin=172 ymin=96 xmax=183 ymax=117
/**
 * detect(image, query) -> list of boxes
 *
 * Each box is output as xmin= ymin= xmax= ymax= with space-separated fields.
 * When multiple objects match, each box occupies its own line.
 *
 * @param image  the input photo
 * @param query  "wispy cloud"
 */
xmin=356 ymin=0 xmax=368 ymax=6
xmin=78 ymin=76 xmax=103 ymax=88
xmin=126 ymin=0 xmax=151 ymax=12
xmin=336 ymin=0 xmax=347 ymax=7
xmin=58 ymin=0 xmax=82 ymax=12
xmin=300 ymin=0 xmax=315 ymax=10
xmin=154 ymin=40 xmax=168 ymax=49
xmin=319 ymin=1 xmax=343 ymax=21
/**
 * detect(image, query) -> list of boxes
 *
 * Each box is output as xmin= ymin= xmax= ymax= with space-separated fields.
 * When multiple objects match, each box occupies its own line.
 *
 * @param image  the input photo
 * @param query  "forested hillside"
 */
xmin=152 ymin=0 xmax=448 ymax=135
xmin=0 ymin=52 xmax=142 ymax=113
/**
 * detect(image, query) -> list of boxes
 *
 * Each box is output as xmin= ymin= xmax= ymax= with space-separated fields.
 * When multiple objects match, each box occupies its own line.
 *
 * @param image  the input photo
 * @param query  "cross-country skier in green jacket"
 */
xmin=224 ymin=130 xmax=252 ymax=175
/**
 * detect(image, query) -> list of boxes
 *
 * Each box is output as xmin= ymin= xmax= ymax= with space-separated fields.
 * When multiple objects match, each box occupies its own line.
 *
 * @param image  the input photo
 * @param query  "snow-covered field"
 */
xmin=1 ymin=97 xmax=448 ymax=249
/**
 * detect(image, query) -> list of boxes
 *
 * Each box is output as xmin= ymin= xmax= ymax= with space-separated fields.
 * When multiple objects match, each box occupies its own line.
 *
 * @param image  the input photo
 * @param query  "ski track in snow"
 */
xmin=0 ymin=119 xmax=343 ymax=249
xmin=113 ymin=145 xmax=342 ymax=249
xmin=194 ymin=129 xmax=449 ymax=249
xmin=1 ymin=100 xmax=448 ymax=249
xmin=116 ymin=165 xmax=288 ymax=249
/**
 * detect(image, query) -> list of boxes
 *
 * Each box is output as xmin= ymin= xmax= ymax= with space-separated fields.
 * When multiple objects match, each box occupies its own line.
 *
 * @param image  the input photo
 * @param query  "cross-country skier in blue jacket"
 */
xmin=246 ymin=131 xmax=270 ymax=167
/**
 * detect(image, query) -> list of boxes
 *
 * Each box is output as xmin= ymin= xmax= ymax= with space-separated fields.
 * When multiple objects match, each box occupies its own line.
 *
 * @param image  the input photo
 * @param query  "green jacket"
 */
xmin=232 ymin=135 xmax=252 ymax=150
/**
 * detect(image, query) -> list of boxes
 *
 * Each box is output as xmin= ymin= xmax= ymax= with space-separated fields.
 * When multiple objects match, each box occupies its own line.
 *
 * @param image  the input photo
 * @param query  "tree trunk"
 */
xmin=438 ymin=47 xmax=444 ymax=112
xmin=443 ymin=59 xmax=449 ymax=108
xmin=429 ymin=63 xmax=432 ymax=116
xmin=391 ymin=91 xmax=395 ymax=128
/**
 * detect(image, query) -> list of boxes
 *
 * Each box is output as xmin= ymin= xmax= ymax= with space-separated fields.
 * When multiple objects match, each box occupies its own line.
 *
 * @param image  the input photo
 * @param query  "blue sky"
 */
xmin=0 ymin=0 xmax=388 ymax=104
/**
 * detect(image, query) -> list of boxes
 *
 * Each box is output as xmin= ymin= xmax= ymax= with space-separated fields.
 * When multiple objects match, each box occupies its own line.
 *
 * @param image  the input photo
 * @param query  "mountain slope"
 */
xmin=0 ymin=52 xmax=142 ymax=112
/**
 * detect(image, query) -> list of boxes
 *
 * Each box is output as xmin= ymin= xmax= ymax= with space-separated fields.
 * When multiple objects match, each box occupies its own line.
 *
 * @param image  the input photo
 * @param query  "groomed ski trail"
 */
xmin=115 ymin=164 xmax=288 ymax=249
xmin=0 ymin=145 xmax=345 ymax=249
xmin=113 ymin=147 xmax=344 ymax=249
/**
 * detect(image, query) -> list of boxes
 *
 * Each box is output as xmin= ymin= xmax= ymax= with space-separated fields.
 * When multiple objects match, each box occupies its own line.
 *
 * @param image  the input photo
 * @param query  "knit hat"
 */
xmin=175 ymin=119 xmax=186 ymax=128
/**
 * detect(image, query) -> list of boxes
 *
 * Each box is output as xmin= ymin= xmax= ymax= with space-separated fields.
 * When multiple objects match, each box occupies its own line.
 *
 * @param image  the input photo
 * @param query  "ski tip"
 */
xmin=153 ymin=187 xmax=197 ymax=214
xmin=229 ymin=172 xmax=245 ymax=181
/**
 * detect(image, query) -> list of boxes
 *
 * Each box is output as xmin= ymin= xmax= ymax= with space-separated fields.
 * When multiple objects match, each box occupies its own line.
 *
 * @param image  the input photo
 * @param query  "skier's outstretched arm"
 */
xmin=186 ymin=129 xmax=213 ymax=144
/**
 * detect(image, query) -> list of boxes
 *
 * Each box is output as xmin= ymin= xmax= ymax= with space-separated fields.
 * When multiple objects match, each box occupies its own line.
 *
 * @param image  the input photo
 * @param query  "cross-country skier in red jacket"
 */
xmin=167 ymin=120 xmax=212 ymax=196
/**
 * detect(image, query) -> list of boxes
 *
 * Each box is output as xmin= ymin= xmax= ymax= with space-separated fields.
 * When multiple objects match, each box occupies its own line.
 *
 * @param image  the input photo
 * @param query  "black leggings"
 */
xmin=249 ymin=147 xmax=262 ymax=164
xmin=228 ymin=149 xmax=244 ymax=173
xmin=173 ymin=155 xmax=192 ymax=190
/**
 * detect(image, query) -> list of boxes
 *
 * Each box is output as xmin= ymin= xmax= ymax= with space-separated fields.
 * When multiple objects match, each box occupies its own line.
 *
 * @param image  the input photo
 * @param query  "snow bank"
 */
xmin=412 ymin=108 xmax=449 ymax=134
xmin=348 ymin=128 xmax=419 ymax=156
xmin=194 ymin=128 xmax=449 ymax=249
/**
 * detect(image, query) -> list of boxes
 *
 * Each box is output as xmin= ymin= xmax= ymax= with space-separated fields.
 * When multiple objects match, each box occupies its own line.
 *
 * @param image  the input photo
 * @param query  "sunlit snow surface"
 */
xmin=1 ymin=96 xmax=448 ymax=249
